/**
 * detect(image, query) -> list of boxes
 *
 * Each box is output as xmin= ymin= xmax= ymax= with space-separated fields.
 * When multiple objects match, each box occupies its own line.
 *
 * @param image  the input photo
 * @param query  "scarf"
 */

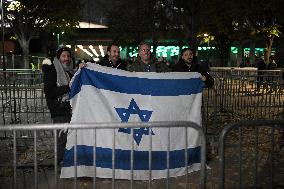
xmin=53 ymin=57 xmax=74 ymax=102
xmin=53 ymin=57 xmax=73 ymax=87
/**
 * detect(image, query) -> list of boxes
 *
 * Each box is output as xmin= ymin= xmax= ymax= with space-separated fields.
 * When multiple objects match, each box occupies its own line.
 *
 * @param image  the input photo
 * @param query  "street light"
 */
xmin=203 ymin=33 xmax=210 ymax=61
xmin=53 ymin=31 xmax=64 ymax=47
xmin=1 ymin=0 xmax=6 ymax=71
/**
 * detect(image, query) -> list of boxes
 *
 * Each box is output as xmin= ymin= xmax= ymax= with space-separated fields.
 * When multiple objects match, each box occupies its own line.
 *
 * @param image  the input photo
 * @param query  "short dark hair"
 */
xmin=107 ymin=43 xmax=119 ymax=52
xmin=138 ymin=41 xmax=150 ymax=51
xmin=269 ymin=55 xmax=275 ymax=60
xmin=56 ymin=47 xmax=71 ymax=59
xmin=179 ymin=48 xmax=196 ymax=62
xmin=180 ymin=47 xmax=194 ymax=57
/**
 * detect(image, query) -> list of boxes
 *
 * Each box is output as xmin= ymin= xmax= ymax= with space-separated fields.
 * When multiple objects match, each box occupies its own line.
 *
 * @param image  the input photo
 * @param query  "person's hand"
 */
xmin=200 ymin=75 xmax=206 ymax=81
xmin=79 ymin=63 xmax=87 ymax=69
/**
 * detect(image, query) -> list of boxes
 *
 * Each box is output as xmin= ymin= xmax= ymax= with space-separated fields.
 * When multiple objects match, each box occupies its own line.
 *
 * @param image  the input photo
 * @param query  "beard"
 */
xmin=185 ymin=59 xmax=193 ymax=63
xmin=110 ymin=56 xmax=119 ymax=64
xmin=61 ymin=62 xmax=72 ymax=71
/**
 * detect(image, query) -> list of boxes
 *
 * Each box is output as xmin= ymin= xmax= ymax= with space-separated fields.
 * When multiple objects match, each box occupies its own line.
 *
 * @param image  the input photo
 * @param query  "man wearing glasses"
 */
xmin=128 ymin=41 xmax=170 ymax=72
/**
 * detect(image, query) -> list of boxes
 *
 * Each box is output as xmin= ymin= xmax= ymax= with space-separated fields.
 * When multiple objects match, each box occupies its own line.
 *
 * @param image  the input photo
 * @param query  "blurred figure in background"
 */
xmin=267 ymin=55 xmax=277 ymax=70
xmin=255 ymin=56 xmax=266 ymax=91
xmin=267 ymin=55 xmax=278 ymax=92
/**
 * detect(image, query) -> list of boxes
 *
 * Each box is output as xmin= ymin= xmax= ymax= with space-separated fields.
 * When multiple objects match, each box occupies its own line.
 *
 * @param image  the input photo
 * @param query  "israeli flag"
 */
xmin=60 ymin=63 xmax=204 ymax=180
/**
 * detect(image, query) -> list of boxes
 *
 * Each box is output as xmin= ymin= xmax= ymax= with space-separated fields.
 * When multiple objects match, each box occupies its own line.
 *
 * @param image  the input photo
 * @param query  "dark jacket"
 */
xmin=267 ymin=62 xmax=277 ymax=70
xmin=97 ymin=55 xmax=127 ymax=70
xmin=257 ymin=59 xmax=266 ymax=70
xmin=127 ymin=57 xmax=171 ymax=72
xmin=42 ymin=63 xmax=72 ymax=118
xmin=173 ymin=58 xmax=214 ymax=88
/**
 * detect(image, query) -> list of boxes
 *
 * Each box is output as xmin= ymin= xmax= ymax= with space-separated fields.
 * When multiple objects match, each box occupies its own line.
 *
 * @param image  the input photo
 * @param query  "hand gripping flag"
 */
xmin=60 ymin=63 xmax=204 ymax=180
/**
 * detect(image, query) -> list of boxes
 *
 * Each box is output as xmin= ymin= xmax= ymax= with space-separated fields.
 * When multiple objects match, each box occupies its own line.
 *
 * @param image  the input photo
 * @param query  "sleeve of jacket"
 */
xmin=201 ymin=71 xmax=214 ymax=88
xmin=199 ymin=64 xmax=214 ymax=88
xmin=42 ymin=65 xmax=70 ymax=99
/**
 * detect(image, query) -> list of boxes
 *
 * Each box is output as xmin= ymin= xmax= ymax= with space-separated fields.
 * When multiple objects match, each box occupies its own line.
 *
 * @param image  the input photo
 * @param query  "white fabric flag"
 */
xmin=60 ymin=63 xmax=204 ymax=180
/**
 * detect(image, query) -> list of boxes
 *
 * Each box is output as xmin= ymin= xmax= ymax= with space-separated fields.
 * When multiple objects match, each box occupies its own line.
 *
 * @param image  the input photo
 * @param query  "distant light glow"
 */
xmin=89 ymin=45 xmax=99 ymax=57
xmin=99 ymin=45 xmax=105 ymax=57
xmin=7 ymin=1 xmax=23 ymax=12
xmin=93 ymin=57 xmax=100 ymax=62
xmin=78 ymin=22 xmax=108 ymax=29
xmin=231 ymin=47 xmax=271 ymax=54
xmin=77 ymin=45 xmax=93 ymax=57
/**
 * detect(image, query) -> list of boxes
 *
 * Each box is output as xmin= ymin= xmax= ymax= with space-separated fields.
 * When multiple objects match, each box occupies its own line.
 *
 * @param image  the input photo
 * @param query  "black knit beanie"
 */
xmin=56 ymin=47 xmax=71 ymax=59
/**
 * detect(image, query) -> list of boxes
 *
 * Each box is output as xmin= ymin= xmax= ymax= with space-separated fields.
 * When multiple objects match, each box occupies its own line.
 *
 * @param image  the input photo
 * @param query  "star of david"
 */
xmin=115 ymin=98 xmax=154 ymax=145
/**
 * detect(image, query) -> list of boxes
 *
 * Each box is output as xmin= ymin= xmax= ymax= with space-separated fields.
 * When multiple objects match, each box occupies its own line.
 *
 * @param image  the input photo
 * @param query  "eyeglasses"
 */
xmin=142 ymin=49 xmax=150 ymax=52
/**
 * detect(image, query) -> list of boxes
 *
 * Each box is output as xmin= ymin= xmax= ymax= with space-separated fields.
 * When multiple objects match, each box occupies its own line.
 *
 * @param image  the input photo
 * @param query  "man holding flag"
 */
xmin=128 ymin=41 xmax=171 ymax=72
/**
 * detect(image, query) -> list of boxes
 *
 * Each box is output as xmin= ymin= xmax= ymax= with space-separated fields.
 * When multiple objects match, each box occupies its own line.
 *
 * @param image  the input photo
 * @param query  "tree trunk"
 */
xmin=22 ymin=42 xmax=30 ymax=69
xmin=249 ymin=39 xmax=256 ymax=66
xmin=217 ymin=35 xmax=231 ymax=67
xmin=190 ymin=0 xmax=197 ymax=50
xmin=236 ymin=43 xmax=244 ymax=67
xmin=264 ymin=37 xmax=273 ymax=63
xmin=18 ymin=36 xmax=30 ymax=69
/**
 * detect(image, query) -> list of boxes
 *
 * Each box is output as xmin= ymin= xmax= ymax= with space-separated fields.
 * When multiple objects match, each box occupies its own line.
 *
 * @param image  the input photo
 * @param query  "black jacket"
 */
xmin=173 ymin=59 xmax=214 ymax=88
xmin=97 ymin=55 xmax=127 ymax=70
xmin=42 ymin=64 xmax=72 ymax=118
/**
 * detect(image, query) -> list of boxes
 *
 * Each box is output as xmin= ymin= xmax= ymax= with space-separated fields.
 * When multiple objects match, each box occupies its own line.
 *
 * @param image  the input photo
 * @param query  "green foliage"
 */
xmin=3 ymin=0 xmax=83 ymax=68
xmin=4 ymin=0 xmax=83 ymax=40
xmin=108 ymin=0 xmax=157 ymax=45
xmin=108 ymin=0 xmax=283 ymax=64
xmin=108 ymin=0 xmax=194 ymax=45
xmin=261 ymin=25 xmax=281 ymax=38
xmin=196 ymin=0 xmax=283 ymax=64
xmin=197 ymin=33 xmax=215 ymax=44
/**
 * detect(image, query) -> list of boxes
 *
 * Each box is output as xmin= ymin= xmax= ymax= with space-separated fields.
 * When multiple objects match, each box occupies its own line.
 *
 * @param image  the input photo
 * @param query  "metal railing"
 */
xmin=218 ymin=119 xmax=284 ymax=189
xmin=0 ymin=84 xmax=50 ymax=126
xmin=0 ymin=121 xmax=207 ymax=189
xmin=202 ymin=71 xmax=284 ymax=128
xmin=1 ymin=55 xmax=45 ymax=70
xmin=1 ymin=69 xmax=283 ymax=131
xmin=0 ymin=70 xmax=43 ymax=86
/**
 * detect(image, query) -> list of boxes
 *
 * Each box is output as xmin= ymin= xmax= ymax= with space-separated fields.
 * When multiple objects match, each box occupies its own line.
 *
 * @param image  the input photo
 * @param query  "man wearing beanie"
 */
xmin=42 ymin=47 xmax=75 ymax=164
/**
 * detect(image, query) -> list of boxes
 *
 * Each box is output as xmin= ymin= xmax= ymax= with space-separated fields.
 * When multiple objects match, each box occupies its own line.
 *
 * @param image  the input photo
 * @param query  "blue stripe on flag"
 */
xmin=70 ymin=68 xmax=204 ymax=98
xmin=62 ymin=145 xmax=201 ymax=170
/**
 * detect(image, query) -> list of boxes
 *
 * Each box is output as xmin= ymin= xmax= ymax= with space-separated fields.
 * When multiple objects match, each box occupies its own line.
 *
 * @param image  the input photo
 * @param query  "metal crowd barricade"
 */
xmin=203 ymin=69 xmax=284 ymax=125
xmin=3 ymin=55 xmax=45 ymax=69
xmin=0 ymin=70 xmax=43 ymax=86
xmin=0 ymin=121 xmax=207 ymax=189
xmin=1 ymin=68 xmax=283 ymax=127
xmin=218 ymin=119 xmax=284 ymax=189
xmin=0 ymin=84 xmax=50 ymax=127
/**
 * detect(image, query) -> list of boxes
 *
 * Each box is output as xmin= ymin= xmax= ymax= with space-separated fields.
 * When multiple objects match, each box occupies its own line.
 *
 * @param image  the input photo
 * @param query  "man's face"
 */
xmin=108 ymin=45 xmax=120 ymax=64
xmin=182 ymin=50 xmax=194 ymax=63
xmin=139 ymin=44 xmax=151 ymax=63
xmin=59 ymin=51 xmax=71 ymax=66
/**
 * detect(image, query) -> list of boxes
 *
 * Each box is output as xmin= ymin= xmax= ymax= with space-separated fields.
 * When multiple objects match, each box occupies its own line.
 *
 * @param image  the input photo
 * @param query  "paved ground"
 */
xmin=1 ymin=133 xmax=283 ymax=189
